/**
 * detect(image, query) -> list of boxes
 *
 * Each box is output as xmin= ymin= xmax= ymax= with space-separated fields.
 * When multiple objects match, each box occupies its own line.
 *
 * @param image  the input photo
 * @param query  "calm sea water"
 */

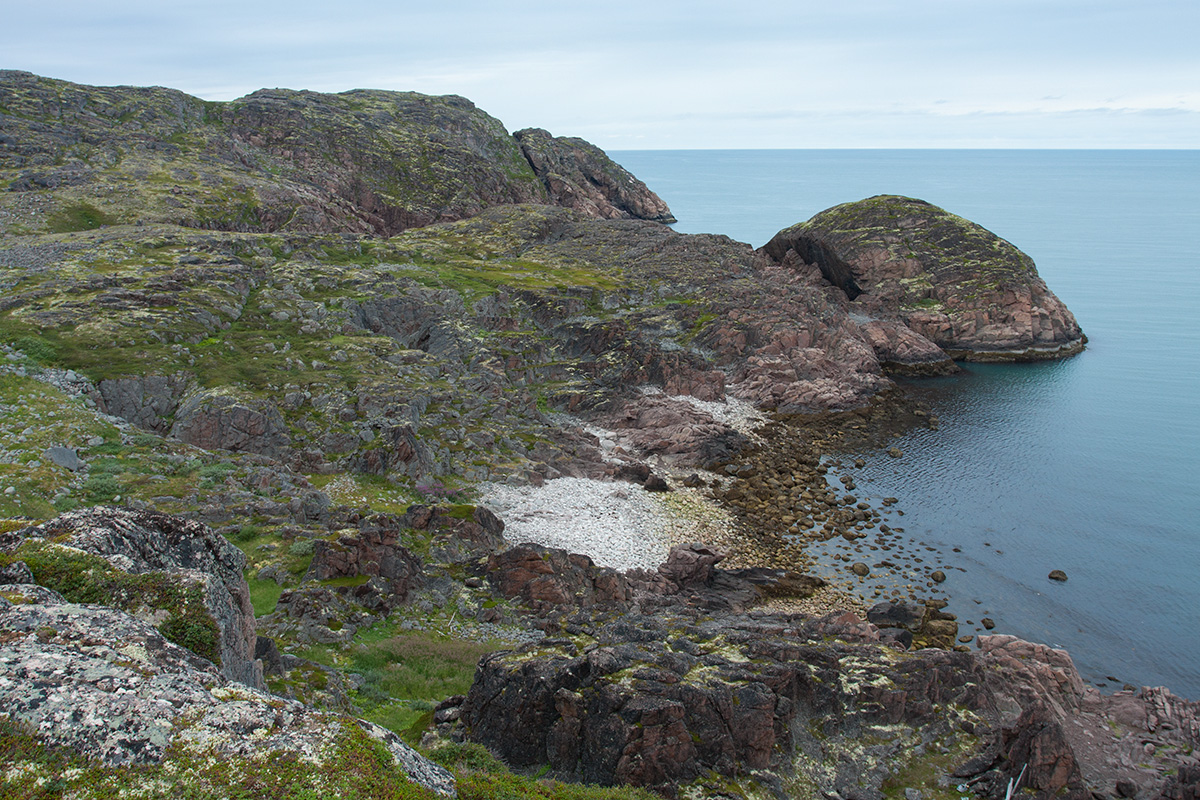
xmin=613 ymin=150 xmax=1200 ymax=699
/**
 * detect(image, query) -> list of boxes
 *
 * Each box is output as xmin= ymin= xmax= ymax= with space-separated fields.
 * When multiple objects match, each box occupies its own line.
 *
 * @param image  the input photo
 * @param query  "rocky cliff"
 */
xmin=0 ymin=70 xmax=671 ymax=236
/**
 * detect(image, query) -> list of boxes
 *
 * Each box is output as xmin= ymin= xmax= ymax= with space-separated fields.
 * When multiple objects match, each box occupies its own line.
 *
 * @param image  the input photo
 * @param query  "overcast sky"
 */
xmin=4 ymin=0 xmax=1198 ymax=149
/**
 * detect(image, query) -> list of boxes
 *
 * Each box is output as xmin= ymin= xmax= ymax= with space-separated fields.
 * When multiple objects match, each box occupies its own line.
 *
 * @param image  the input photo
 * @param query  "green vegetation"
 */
xmin=247 ymin=574 xmax=285 ymax=617
xmin=350 ymin=630 xmax=494 ymax=732
xmin=45 ymin=202 xmax=117 ymax=233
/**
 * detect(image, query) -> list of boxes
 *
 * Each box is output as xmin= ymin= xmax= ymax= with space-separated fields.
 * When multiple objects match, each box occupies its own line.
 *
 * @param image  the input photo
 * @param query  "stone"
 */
xmin=45 ymin=445 xmax=81 ymax=471
xmin=867 ymin=599 xmax=926 ymax=631
xmin=1049 ymin=569 xmax=1068 ymax=582
xmin=0 ymin=586 xmax=454 ymax=796
xmin=171 ymin=389 xmax=292 ymax=461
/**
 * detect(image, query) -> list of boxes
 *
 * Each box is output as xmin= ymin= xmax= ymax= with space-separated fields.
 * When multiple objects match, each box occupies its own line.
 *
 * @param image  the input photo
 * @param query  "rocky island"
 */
xmin=0 ymin=71 xmax=1194 ymax=800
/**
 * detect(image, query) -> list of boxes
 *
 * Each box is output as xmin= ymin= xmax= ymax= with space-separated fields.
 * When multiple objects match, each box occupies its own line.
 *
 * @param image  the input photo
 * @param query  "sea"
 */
xmin=611 ymin=149 xmax=1200 ymax=699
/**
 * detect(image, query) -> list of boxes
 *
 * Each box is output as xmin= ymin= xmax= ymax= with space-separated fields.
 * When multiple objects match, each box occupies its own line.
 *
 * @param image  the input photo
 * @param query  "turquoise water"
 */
xmin=613 ymin=150 xmax=1200 ymax=698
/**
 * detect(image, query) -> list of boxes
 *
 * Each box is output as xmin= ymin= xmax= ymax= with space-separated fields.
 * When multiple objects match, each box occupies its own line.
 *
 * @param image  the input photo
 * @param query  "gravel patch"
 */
xmin=479 ymin=477 xmax=679 ymax=572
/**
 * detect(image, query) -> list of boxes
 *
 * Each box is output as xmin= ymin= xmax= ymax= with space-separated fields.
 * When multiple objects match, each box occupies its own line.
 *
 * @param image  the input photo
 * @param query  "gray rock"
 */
xmin=171 ymin=388 xmax=291 ymax=460
xmin=0 ymin=586 xmax=455 ymax=796
xmin=94 ymin=373 xmax=191 ymax=434
xmin=45 ymin=445 xmax=82 ymax=471
xmin=21 ymin=506 xmax=261 ymax=688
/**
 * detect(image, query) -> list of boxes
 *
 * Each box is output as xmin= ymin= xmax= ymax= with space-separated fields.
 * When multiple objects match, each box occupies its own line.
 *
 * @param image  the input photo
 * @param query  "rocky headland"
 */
xmin=2 ymin=71 xmax=1195 ymax=800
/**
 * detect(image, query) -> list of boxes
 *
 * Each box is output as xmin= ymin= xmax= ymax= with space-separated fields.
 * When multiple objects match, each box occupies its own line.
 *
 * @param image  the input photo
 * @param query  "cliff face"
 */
xmin=764 ymin=195 xmax=1085 ymax=362
xmin=514 ymin=127 xmax=675 ymax=223
xmin=0 ymin=71 xmax=671 ymax=236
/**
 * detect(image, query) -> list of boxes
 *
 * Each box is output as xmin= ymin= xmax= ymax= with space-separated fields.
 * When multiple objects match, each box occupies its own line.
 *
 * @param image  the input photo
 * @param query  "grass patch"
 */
xmin=247 ymin=574 xmax=285 ymax=617
xmin=45 ymin=202 xmax=117 ymax=233
xmin=347 ymin=630 xmax=498 ymax=736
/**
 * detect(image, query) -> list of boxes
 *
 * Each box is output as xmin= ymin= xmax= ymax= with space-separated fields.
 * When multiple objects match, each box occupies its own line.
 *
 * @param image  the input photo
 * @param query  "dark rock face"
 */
xmin=170 ymin=389 xmax=291 ymax=460
xmin=514 ymin=128 xmax=675 ymax=223
xmin=18 ymin=506 xmax=262 ymax=688
xmin=763 ymin=196 xmax=1085 ymax=361
xmin=452 ymin=598 xmax=1200 ymax=800
xmin=94 ymin=373 xmax=192 ymax=434
xmin=458 ymin=609 xmax=991 ymax=797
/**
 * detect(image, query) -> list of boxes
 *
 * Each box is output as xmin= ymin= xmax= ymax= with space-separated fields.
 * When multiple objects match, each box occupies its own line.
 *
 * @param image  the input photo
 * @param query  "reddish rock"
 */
xmin=762 ymin=196 xmax=1085 ymax=362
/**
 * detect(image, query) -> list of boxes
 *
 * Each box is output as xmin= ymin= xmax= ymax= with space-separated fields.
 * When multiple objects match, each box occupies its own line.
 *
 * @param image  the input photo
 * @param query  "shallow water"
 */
xmin=612 ymin=149 xmax=1200 ymax=698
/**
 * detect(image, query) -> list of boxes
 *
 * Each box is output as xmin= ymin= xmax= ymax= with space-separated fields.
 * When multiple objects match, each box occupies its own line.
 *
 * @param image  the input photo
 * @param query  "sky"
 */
xmin=3 ymin=0 xmax=1198 ymax=149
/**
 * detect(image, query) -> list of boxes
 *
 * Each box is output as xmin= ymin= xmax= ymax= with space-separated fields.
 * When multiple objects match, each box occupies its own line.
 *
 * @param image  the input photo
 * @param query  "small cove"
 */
xmin=613 ymin=148 xmax=1200 ymax=698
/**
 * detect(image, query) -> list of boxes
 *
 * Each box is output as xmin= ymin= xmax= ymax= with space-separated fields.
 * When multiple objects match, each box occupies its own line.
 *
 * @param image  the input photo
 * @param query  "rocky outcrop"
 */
xmin=456 ymin=608 xmax=990 ymax=797
xmin=453 ymin=607 xmax=1199 ymax=800
xmin=0 ymin=583 xmax=455 ymax=796
xmin=14 ymin=506 xmax=262 ymax=688
xmin=486 ymin=544 xmax=629 ymax=613
xmin=514 ymin=128 xmax=675 ymax=223
xmin=94 ymin=373 xmax=192 ymax=434
xmin=260 ymin=505 xmax=506 ymax=643
xmin=763 ymin=196 xmax=1085 ymax=361
xmin=0 ymin=71 xmax=675 ymax=237
xmin=171 ymin=388 xmax=291 ymax=461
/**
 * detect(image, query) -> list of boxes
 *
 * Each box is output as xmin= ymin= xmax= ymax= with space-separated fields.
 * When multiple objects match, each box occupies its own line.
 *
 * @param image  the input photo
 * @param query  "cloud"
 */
xmin=4 ymin=0 xmax=1198 ymax=147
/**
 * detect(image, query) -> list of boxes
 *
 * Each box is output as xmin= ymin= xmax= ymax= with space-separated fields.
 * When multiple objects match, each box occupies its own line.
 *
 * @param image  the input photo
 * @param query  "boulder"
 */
xmin=15 ymin=506 xmax=261 ymax=688
xmin=171 ymin=389 xmax=291 ymax=460
xmin=867 ymin=599 xmax=926 ymax=632
xmin=94 ymin=373 xmax=192 ymax=434
xmin=486 ymin=544 xmax=628 ymax=612
xmin=0 ymin=584 xmax=455 ymax=796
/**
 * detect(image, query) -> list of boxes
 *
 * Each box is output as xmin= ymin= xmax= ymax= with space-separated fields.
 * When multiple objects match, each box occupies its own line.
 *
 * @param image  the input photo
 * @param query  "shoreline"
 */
xmin=480 ymin=384 xmax=1195 ymax=701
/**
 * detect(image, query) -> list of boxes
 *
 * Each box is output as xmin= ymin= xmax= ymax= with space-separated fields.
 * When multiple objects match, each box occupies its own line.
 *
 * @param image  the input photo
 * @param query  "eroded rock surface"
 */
xmin=450 ymin=607 xmax=1198 ymax=800
xmin=13 ymin=506 xmax=261 ymax=688
xmin=515 ymin=127 xmax=675 ymax=223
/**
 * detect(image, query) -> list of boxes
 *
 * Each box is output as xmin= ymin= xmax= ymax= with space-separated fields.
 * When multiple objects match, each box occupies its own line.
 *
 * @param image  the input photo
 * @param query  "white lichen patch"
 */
xmin=117 ymin=643 xmax=150 ymax=664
